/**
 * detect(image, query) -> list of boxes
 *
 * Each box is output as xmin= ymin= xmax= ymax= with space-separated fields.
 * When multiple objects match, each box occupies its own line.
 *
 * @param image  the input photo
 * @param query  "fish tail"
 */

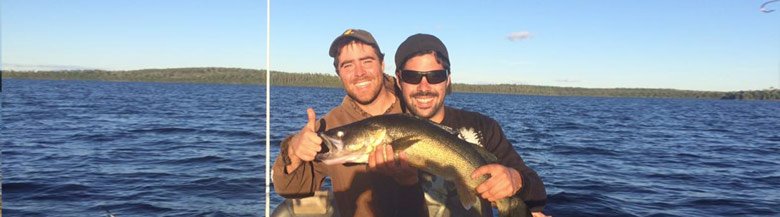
xmin=497 ymin=195 xmax=531 ymax=217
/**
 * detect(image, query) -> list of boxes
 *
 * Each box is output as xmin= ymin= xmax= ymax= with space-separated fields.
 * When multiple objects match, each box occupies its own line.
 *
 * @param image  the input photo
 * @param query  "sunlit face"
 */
xmin=397 ymin=53 xmax=449 ymax=121
xmin=336 ymin=42 xmax=385 ymax=105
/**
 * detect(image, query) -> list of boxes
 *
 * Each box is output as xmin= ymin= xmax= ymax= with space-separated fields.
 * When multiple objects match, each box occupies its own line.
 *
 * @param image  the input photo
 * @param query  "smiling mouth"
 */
xmin=354 ymin=81 xmax=371 ymax=88
xmin=414 ymin=97 xmax=434 ymax=103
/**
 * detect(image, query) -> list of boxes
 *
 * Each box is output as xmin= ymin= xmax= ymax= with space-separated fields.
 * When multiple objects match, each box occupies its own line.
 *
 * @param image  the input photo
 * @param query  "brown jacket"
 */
xmin=271 ymin=75 xmax=428 ymax=217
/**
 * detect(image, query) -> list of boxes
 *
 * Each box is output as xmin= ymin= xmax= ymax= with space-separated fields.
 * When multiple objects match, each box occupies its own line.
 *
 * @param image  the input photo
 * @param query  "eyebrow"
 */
xmin=339 ymin=55 xmax=377 ymax=68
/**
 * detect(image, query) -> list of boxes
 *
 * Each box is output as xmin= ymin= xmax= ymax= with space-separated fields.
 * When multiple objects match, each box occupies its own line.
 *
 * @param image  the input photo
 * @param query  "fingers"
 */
xmin=385 ymin=145 xmax=399 ymax=168
xmin=471 ymin=164 xmax=493 ymax=179
xmin=368 ymin=144 xmax=385 ymax=172
xmin=531 ymin=212 xmax=551 ymax=217
xmin=290 ymin=108 xmax=322 ymax=162
xmin=382 ymin=145 xmax=408 ymax=173
xmin=291 ymin=129 xmax=322 ymax=161
xmin=486 ymin=179 xmax=512 ymax=201
xmin=473 ymin=164 xmax=515 ymax=202
xmin=293 ymin=137 xmax=321 ymax=161
xmin=398 ymin=151 xmax=411 ymax=169
xmin=369 ymin=145 xmax=414 ymax=175
xmin=374 ymin=145 xmax=393 ymax=173
xmin=305 ymin=108 xmax=317 ymax=131
xmin=368 ymin=148 xmax=377 ymax=169
xmin=368 ymin=145 xmax=418 ymax=185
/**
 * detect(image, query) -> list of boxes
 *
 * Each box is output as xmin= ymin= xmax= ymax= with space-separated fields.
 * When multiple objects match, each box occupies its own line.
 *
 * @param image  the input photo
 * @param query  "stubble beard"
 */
xmin=408 ymin=91 xmax=443 ymax=119
xmin=348 ymin=79 xmax=383 ymax=105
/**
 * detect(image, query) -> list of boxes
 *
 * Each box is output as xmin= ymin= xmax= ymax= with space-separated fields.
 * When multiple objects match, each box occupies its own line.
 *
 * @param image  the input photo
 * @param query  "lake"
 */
xmin=2 ymin=79 xmax=779 ymax=216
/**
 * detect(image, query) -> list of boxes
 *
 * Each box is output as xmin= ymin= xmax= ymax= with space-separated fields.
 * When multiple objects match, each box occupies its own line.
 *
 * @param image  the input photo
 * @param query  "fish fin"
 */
xmin=432 ymin=121 xmax=460 ymax=136
xmin=404 ymin=113 xmax=460 ymax=136
xmin=496 ymin=195 xmax=531 ymax=217
xmin=455 ymin=183 xmax=481 ymax=215
xmin=391 ymin=136 xmax=420 ymax=152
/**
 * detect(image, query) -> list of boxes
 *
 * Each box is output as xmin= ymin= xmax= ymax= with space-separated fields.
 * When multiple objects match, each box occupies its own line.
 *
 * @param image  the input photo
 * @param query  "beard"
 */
xmin=347 ymin=79 xmax=383 ymax=105
xmin=407 ymin=90 xmax=444 ymax=119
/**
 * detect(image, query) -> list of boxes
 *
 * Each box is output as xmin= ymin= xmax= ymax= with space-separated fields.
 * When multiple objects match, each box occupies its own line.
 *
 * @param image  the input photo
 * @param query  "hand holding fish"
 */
xmin=316 ymin=115 xmax=534 ymax=216
xmin=471 ymin=164 xmax=523 ymax=202
xmin=286 ymin=108 xmax=323 ymax=173
xmin=368 ymin=144 xmax=419 ymax=185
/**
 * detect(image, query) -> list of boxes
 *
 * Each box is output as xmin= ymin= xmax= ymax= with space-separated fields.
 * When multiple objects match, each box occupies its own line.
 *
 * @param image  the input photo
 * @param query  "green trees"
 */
xmin=3 ymin=67 xmax=778 ymax=101
xmin=721 ymin=89 xmax=780 ymax=100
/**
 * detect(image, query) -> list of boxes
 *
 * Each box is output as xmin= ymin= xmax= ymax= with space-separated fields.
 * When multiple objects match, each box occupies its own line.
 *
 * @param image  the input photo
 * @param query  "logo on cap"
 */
xmin=343 ymin=29 xmax=354 ymax=36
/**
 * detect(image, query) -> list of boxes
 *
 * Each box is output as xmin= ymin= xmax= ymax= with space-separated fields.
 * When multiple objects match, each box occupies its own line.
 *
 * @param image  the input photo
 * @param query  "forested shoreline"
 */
xmin=3 ymin=67 xmax=778 ymax=100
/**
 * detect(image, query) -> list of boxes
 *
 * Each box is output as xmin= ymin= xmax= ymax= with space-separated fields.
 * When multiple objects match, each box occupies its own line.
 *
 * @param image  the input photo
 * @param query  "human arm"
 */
xmin=271 ymin=108 xmax=328 ymax=198
xmin=285 ymin=108 xmax=322 ymax=172
xmin=477 ymin=119 xmax=547 ymax=212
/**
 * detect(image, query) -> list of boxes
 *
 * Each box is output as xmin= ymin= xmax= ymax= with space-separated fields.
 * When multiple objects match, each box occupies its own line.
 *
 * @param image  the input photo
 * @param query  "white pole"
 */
xmin=265 ymin=0 xmax=271 ymax=216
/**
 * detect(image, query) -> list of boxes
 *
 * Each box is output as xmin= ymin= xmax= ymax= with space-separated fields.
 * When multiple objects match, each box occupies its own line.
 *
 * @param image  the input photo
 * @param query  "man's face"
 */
xmin=336 ymin=42 xmax=385 ymax=105
xmin=397 ymin=53 xmax=449 ymax=120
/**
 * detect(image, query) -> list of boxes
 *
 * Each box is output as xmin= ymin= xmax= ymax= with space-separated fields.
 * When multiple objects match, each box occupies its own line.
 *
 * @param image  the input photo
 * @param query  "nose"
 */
xmin=417 ymin=76 xmax=432 ymax=91
xmin=354 ymin=64 xmax=367 ymax=77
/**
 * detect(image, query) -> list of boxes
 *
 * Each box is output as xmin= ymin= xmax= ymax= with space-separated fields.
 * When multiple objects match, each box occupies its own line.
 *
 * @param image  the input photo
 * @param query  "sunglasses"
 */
xmin=400 ymin=69 xmax=449 ymax=84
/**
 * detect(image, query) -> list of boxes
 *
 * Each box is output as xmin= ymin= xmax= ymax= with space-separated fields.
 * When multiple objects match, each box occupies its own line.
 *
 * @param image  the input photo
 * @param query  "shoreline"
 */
xmin=3 ymin=68 xmax=778 ymax=100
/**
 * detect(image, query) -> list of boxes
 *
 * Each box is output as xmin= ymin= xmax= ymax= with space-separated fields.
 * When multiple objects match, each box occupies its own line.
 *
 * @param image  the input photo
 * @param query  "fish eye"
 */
xmin=337 ymin=131 xmax=344 ymax=137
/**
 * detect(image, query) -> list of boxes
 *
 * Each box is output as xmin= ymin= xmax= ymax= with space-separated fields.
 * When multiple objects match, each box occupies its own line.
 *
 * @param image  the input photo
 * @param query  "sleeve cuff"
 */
xmin=279 ymin=136 xmax=294 ymax=168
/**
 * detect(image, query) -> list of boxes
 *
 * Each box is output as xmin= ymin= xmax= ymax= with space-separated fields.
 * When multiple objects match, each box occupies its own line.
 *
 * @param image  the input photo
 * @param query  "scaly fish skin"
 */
xmin=316 ymin=114 xmax=530 ymax=217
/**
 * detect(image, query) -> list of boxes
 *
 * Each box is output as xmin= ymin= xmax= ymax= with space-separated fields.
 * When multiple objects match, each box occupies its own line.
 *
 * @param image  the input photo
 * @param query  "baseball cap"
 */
xmin=394 ymin=34 xmax=450 ymax=71
xmin=328 ymin=29 xmax=382 ymax=58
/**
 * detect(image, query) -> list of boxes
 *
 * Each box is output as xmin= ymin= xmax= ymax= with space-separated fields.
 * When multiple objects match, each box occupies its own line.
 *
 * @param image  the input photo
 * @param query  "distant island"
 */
xmin=3 ymin=67 xmax=778 ymax=100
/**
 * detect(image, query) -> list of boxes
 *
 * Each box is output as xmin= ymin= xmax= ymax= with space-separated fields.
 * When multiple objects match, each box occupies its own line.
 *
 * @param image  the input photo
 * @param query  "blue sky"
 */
xmin=2 ymin=0 xmax=778 ymax=91
xmin=1 ymin=0 xmax=266 ymax=70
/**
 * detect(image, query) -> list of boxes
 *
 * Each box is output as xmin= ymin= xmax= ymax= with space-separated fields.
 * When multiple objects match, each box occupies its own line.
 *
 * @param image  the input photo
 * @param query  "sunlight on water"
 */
xmin=2 ymin=80 xmax=779 ymax=216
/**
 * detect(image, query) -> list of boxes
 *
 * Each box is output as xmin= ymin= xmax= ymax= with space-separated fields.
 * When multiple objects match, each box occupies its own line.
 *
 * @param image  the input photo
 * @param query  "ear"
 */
xmin=394 ymin=71 xmax=400 ymax=86
xmin=381 ymin=61 xmax=386 ymax=73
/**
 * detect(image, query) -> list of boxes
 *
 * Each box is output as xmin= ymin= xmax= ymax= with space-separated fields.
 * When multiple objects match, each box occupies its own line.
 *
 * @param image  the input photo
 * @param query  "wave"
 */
xmin=129 ymin=127 xmax=198 ymax=134
xmin=164 ymin=155 xmax=229 ymax=164
xmin=201 ymin=129 xmax=259 ymax=137
xmin=547 ymin=191 xmax=638 ymax=217
xmin=92 ymin=202 xmax=174 ymax=214
xmin=3 ymin=182 xmax=93 ymax=200
xmin=553 ymin=145 xmax=620 ymax=156
xmin=0 ymin=208 xmax=47 ymax=217
xmin=69 ymin=132 xmax=131 ymax=142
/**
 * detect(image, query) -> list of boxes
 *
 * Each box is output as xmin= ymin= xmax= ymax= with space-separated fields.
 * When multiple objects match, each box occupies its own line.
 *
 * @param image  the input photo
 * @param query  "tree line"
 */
xmin=3 ymin=67 xmax=778 ymax=100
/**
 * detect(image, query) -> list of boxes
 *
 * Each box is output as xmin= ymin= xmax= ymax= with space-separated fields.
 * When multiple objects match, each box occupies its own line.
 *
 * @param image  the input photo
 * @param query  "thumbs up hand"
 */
xmin=286 ymin=108 xmax=323 ymax=173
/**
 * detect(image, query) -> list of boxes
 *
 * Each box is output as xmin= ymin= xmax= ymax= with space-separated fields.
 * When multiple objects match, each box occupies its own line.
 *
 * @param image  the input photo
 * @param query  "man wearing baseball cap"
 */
xmin=272 ymin=29 xmax=428 ymax=217
xmin=391 ymin=33 xmax=549 ymax=217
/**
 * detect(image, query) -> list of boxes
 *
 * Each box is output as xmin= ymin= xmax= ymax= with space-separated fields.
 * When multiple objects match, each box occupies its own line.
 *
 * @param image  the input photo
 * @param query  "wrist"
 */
xmin=285 ymin=145 xmax=302 ymax=173
xmin=512 ymin=169 xmax=523 ymax=194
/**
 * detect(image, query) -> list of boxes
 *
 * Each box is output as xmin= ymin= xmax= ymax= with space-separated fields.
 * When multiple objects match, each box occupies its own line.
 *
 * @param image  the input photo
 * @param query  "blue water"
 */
xmin=3 ymin=79 xmax=780 ymax=216
xmin=2 ymin=80 xmax=266 ymax=216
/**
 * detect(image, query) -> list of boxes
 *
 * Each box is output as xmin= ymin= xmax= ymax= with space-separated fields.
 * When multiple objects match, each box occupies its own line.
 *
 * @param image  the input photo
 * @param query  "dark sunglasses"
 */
xmin=400 ymin=69 xmax=449 ymax=84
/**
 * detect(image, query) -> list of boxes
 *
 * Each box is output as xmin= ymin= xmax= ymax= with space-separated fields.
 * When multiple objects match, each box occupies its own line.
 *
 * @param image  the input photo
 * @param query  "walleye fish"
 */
xmin=315 ymin=114 xmax=530 ymax=217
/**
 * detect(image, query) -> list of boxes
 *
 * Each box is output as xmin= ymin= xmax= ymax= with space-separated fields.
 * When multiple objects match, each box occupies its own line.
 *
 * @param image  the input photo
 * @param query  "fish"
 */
xmin=315 ymin=114 xmax=531 ymax=217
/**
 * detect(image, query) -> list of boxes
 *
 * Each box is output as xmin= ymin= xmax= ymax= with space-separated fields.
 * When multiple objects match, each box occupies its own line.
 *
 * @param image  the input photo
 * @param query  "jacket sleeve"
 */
xmin=271 ymin=135 xmax=328 ymax=198
xmin=483 ymin=119 xmax=547 ymax=212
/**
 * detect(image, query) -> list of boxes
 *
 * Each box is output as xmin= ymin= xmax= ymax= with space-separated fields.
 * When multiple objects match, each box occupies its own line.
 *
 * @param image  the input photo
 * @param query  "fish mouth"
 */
xmin=315 ymin=133 xmax=369 ymax=165
xmin=318 ymin=133 xmax=343 ymax=151
xmin=315 ymin=133 xmax=342 ymax=164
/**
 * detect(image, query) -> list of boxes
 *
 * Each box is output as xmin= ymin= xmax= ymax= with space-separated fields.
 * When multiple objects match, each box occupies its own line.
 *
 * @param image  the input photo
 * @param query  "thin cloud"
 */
xmin=555 ymin=79 xmax=582 ymax=83
xmin=506 ymin=32 xmax=532 ymax=42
